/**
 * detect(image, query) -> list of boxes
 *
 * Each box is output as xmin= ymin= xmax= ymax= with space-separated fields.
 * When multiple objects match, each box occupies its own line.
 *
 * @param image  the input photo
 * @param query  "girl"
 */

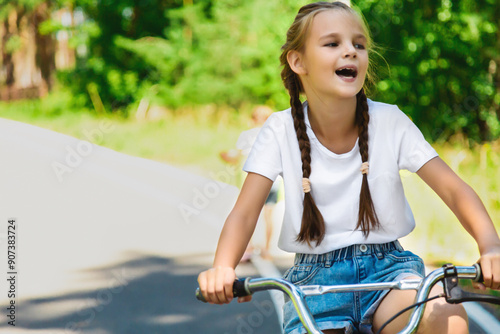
xmin=198 ymin=2 xmax=500 ymax=333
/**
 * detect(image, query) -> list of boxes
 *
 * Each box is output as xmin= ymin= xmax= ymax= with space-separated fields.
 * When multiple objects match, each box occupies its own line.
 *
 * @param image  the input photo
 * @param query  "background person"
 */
xmin=219 ymin=105 xmax=281 ymax=260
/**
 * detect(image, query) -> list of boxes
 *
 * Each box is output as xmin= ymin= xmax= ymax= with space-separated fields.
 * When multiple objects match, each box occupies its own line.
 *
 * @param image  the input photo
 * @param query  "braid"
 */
xmin=356 ymin=88 xmax=380 ymax=236
xmin=291 ymin=80 xmax=311 ymax=180
xmin=288 ymin=73 xmax=326 ymax=247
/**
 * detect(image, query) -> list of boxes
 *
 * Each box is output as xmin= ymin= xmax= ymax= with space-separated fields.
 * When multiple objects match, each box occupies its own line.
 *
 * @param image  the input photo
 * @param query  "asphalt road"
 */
xmin=1 ymin=254 xmax=283 ymax=333
xmin=0 ymin=117 xmax=284 ymax=333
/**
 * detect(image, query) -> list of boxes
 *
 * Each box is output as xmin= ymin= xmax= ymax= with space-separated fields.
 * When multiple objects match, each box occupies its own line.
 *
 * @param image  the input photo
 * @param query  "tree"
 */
xmin=0 ymin=0 xmax=57 ymax=99
xmin=55 ymin=0 xmax=187 ymax=111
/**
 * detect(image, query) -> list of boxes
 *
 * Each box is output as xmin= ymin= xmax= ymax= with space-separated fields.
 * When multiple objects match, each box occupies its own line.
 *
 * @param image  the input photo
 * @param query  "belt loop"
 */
xmin=324 ymin=251 xmax=332 ymax=268
xmin=343 ymin=246 xmax=351 ymax=261
xmin=337 ymin=248 xmax=342 ymax=261
xmin=335 ymin=248 xmax=341 ymax=262
xmin=394 ymin=240 xmax=403 ymax=252
xmin=369 ymin=243 xmax=380 ymax=259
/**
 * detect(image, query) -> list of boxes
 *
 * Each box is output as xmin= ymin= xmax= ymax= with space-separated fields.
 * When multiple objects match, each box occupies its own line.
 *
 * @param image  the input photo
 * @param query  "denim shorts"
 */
xmin=282 ymin=240 xmax=425 ymax=334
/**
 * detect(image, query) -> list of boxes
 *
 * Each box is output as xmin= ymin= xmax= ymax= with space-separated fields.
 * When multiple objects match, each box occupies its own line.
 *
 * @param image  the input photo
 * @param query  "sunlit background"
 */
xmin=0 ymin=0 xmax=499 ymax=332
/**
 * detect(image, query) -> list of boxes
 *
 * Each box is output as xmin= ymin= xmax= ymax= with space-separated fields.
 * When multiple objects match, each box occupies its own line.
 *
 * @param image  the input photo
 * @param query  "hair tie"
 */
xmin=302 ymin=178 xmax=311 ymax=193
xmin=360 ymin=162 xmax=369 ymax=175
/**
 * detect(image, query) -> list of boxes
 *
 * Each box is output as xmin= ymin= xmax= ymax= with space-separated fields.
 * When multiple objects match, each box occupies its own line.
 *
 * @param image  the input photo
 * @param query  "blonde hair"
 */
xmin=280 ymin=2 xmax=379 ymax=246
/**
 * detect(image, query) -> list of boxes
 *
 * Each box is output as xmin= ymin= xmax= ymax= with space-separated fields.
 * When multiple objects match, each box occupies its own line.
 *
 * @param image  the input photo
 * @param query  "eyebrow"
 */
xmin=319 ymin=32 xmax=367 ymax=41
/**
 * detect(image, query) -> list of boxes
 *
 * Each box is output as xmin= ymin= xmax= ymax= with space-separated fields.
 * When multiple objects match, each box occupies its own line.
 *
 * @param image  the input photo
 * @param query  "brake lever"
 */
xmin=442 ymin=263 xmax=500 ymax=305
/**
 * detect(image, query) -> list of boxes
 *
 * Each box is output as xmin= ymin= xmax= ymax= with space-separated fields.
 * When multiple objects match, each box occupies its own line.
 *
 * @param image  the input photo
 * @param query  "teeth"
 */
xmin=336 ymin=68 xmax=357 ymax=77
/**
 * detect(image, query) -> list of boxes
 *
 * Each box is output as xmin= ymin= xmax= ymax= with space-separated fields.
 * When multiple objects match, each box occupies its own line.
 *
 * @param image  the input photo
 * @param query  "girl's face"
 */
xmin=292 ymin=10 xmax=369 ymax=100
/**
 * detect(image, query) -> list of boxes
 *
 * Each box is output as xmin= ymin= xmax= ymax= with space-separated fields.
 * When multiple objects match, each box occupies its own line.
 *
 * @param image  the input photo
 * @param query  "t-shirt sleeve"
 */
xmin=242 ymin=115 xmax=282 ymax=181
xmin=392 ymin=106 xmax=439 ymax=173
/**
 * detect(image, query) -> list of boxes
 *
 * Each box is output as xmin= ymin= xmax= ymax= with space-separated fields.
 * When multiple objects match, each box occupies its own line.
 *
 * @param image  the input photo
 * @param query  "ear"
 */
xmin=287 ymin=50 xmax=307 ymax=75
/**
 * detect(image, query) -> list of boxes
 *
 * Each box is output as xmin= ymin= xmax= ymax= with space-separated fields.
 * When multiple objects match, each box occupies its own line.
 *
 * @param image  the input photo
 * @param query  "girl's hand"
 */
xmin=197 ymin=266 xmax=253 ymax=304
xmin=475 ymin=246 xmax=500 ymax=290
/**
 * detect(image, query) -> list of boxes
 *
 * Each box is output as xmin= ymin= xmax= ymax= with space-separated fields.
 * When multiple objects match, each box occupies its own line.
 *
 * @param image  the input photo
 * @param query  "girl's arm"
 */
xmin=417 ymin=157 xmax=500 ymax=289
xmin=198 ymin=172 xmax=273 ymax=304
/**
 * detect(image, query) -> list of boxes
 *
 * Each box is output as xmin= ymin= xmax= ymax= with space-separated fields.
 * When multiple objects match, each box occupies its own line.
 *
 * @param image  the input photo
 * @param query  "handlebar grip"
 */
xmin=233 ymin=277 xmax=251 ymax=298
xmin=195 ymin=288 xmax=206 ymax=302
xmin=195 ymin=277 xmax=252 ymax=303
xmin=473 ymin=263 xmax=483 ymax=283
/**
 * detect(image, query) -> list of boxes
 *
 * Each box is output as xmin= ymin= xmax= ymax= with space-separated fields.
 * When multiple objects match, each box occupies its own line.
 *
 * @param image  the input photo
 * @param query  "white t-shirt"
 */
xmin=243 ymin=99 xmax=438 ymax=254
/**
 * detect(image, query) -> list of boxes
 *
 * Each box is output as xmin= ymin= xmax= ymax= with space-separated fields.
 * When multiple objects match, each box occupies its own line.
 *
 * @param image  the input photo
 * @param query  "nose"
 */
xmin=343 ymin=44 xmax=357 ymax=58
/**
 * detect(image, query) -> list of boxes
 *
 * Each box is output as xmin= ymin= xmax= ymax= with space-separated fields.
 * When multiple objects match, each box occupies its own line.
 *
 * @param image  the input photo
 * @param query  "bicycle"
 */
xmin=196 ymin=263 xmax=500 ymax=334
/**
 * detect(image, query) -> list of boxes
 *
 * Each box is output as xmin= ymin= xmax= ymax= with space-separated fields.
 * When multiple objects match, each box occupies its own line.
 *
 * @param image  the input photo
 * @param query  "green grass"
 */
xmin=1 ymin=93 xmax=499 ymax=264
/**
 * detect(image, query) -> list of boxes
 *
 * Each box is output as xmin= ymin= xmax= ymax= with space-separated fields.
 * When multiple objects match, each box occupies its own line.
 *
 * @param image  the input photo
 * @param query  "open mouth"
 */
xmin=335 ymin=67 xmax=358 ymax=78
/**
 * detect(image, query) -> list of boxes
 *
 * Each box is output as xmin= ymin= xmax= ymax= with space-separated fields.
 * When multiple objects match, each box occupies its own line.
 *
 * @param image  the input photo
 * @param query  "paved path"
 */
xmin=0 ymin=117 xmax=271 ymax=333
xmin=0 ymin=117 xmax=240 ymax=299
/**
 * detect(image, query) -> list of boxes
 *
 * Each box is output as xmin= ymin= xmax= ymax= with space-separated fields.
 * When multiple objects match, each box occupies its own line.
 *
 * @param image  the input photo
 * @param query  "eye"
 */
xmin=325 ymin=42 xmax=339 ymax=47
xmin=355 ymin=43 xmax=366 ymax=50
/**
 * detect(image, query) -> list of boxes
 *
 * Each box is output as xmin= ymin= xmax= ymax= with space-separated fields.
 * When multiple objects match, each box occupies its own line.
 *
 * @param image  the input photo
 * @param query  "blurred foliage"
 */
xmin=55 ymin=0 xmax=300 ymax=111
xmin=357 ymin=0 xmax=500 ymax=142
xmin=54 ymin=0 xmax=188 ymax=111
xmin=2 ymin=0 xmax=499 ymax=143
xmin=113 ymin=0 xmax=300 ymax=109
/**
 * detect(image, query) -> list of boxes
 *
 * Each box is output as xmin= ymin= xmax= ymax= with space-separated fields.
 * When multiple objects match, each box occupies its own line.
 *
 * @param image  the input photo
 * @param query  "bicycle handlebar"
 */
xmin=195 ymin=263 xmax=500 ymax=334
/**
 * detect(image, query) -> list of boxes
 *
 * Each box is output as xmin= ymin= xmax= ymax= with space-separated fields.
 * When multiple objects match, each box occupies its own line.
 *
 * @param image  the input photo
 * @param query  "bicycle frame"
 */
xmin=219 ymin=265 xmax=481 ymax=334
